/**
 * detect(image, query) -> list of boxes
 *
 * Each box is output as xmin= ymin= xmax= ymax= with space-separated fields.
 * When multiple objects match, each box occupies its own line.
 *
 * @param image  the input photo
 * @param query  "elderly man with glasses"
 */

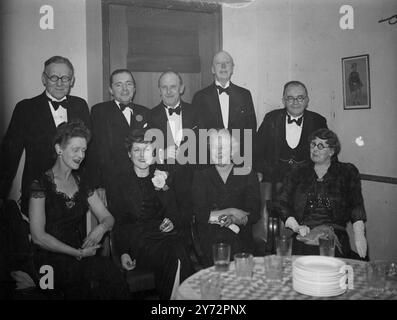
xmin=254 ymin=80 xmax=328 ymax=205
xmin=0 ymin=56 xmax=90 ymax=214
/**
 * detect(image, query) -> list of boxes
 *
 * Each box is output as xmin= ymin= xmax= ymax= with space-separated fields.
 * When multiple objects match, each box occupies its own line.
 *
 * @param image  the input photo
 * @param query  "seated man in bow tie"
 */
xmin=0 ymin=56 xmax=90 ymax=214
xmin=192 ymin=50 xmax=257 ymax=157
xmin=254 ymin=80 xmax=328 ymax=204
xmin=86 ymin=69 xmax=150 ymax=205
xmin=148 ymin=71 xmax=200 ymax=247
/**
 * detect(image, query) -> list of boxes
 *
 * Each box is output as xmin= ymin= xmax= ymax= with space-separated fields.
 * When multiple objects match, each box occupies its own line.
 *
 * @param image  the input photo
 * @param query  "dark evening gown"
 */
xmin=108 ymin=167 xmax=194 ymax=300
xmin=192 ymin=166 xmax=261 ymax=267
xmin=278 ymin=160 xmax=367 ymax=259
xmin=30 ymin=170 xmax=129 ymax=299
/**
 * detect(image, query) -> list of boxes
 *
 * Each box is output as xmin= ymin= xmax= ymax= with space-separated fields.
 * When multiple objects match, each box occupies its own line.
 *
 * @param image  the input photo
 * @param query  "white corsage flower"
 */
xmin=152 ymin=170 xmax=169 ymax=191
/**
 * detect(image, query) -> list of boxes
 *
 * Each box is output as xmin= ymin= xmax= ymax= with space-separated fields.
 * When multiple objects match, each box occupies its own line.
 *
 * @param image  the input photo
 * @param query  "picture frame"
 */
xmin=342 ymin=54 xmax=371 ymax=110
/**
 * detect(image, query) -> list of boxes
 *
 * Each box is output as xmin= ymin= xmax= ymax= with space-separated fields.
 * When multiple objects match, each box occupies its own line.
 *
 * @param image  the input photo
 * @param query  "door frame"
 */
xmin=101 ymin=0 xmax=222 ymax=101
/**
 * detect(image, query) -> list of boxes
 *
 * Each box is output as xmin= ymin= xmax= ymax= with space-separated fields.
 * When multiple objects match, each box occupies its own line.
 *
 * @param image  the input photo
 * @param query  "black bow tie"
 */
xmin=167 ymin=105 xmax=181 ymax=116
xmin=119 ymin=102 xmax=134 ymax=112
xmin=287 ymin=114 xmax=303 ymax=126
xmin=48 ymin=98 xmax=68 ymax=110
xmin=216 ymin=85 xmax=231 ymax=95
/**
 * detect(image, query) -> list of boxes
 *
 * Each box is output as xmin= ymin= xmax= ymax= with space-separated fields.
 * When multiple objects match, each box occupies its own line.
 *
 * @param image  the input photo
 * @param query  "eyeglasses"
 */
xmin=310 ymin=142 xmax=330 ymax=150
xmin=44 ymin=72 xmax=72 ymax=83
xmin=285 ymin=95 xmax=306 ymax=103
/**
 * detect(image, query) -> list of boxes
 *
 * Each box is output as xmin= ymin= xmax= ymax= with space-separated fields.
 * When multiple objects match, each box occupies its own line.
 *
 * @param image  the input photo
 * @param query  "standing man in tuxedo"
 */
xmin=0 ymin=56 xmax=90 ymax=213
xmin=192 ymin=50 xmax=257 ymax=161
xmin=255 ymin=80 xmax=328 ymax=203
xmin=87 ymin=69 xmax=150 ymax=205
xmin=149 ymin=71 xmax=199 ymax=244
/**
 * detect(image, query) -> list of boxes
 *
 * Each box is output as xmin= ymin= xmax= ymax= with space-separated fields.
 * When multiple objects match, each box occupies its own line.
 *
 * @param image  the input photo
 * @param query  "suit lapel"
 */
xmin=301 ymin=110 xmax=312 ymax=141
xmin=38 ymin=92 xmax=57 ymax=132
xmin=109 ymin=101 xmax=130 ymax=131
xmin=228 ymin=82 xmax=239 ymax=128
xmin=66 ymin=95 xmax=79 ymax=123
xmin=209 ymin=83 xmax=224 ymax=128
xmin=276 ymin=110 xmax=286 ymax=148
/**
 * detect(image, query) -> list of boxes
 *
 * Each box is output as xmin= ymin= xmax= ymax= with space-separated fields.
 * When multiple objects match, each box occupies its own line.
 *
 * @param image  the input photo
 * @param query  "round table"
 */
xmin=176 ymin=256 xmax=397 ymax=300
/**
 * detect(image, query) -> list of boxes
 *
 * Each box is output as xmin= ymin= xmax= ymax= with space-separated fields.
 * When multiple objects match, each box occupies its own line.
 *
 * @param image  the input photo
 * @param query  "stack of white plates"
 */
xmin=292 ymin=256 xmax=348 ymax=297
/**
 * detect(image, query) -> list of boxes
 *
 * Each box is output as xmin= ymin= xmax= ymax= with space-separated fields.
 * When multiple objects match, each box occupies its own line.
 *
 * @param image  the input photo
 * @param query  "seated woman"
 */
xmin=192 ymin=129 xmax=261 ymax=267
xmin=107 ymin=129 xmax=194 ymax=300
xmin=277 ymin=128 xmax=368 ymax=259
xmin=29 ymin=121 xmax=129 ymax=299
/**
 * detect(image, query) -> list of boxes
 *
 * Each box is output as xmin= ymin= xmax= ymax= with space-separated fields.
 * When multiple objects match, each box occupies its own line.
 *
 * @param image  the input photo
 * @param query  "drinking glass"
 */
xmin=319 ymin=235 xmax=335 ymax=257
xmin=212 ymin=243 xmax=231 ymax=272
xmin=263 ymin=255 xmax=283 ymax=282
xmin=234 ymin=253 xmax=254 ymax=280
xmin=386 ymin=262 xmax=397 ymax=293
xmin=366 ymin=261 xmax=387 ymax=298
xmin=276 ymin=234 xmax=292 ymax=257
xmin=200 ymin=273 xmax=221 ymax=300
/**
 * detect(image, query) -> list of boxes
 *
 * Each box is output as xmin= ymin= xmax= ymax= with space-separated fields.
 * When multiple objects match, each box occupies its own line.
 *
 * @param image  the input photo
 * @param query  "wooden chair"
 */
xmin=252 ymin=197 xmax=283 ymax=255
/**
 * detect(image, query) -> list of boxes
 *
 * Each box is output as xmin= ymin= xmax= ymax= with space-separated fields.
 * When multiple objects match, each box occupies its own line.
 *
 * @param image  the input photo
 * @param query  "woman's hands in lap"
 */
xmin=82 ymin=224 xmax=107 ymax=248
xmin=121 ymin=253 xmax=136 ymax=271
xmin=159 ymin=217 xmax=174 ymax=233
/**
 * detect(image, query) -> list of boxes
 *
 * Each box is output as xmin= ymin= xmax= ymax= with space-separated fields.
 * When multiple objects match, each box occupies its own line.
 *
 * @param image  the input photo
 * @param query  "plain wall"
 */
xmin=223 ymin=0 xmax=397 ymax=260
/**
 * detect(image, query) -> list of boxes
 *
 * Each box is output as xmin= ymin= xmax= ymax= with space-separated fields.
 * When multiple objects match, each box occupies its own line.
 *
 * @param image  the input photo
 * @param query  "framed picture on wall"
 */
xmin=342 ymin=54 xmax=371 ymax=109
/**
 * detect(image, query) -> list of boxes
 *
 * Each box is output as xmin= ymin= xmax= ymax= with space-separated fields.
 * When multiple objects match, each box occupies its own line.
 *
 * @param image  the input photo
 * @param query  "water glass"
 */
xmin=276 ymin=234 xmax=292 ymax=257
xmin=366 ymin=261 xmax=387 ymax=298
xmin=212 ymin=243 xmax=231 ymax=272
xmin=319 ymin=235 xmax=335 ymax=257
xmin=263 ymin=255 xmax=283 ymax=282
xmin=386 ymin=262 xmax=397 ymax=293
xmin=200 ymin=273 xmax=221 ymax=300
xmin=234 ymin=253 xmax=254 ymax=280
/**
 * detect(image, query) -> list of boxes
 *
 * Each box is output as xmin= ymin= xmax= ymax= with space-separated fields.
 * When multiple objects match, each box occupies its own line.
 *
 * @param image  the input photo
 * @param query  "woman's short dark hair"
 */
xmin=125 ymin=128 xmax=153 ymax=152
xmin=53 ymin=120 xmax=91 ymax=150
xmin=308 ymin=128 xmax=341 ymax=157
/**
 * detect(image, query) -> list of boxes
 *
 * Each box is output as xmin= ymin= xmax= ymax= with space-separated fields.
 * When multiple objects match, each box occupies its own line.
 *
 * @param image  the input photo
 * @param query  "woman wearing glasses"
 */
xmin=277 ymin=128 xmax=368 ymax=259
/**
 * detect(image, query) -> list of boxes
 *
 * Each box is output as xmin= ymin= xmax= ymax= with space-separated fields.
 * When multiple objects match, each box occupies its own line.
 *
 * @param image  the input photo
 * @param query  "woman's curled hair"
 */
xmin=53 ymin=120 xmax=91 ymax=149
xmin=308 ymin=128 xmax=341 ymax=158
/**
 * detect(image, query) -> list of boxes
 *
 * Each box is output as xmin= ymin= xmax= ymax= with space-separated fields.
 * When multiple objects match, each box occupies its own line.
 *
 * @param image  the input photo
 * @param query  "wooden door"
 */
xmin=102 ymin=0 xmax=221 ymax=108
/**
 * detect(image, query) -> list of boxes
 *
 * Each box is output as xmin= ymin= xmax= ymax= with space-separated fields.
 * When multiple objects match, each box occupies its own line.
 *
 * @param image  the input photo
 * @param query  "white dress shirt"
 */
xmin=165 ymin=102 xmax=183 ymax=146
xmin=46 ymin=92 xmax=68 ymax=127
xmin=115 ymin=100 xmax=132 ymax=126
xmin=285 ymin=113 xmax=304 ymax=149
xmin=215 ymin=80 xmax=230 ymax=129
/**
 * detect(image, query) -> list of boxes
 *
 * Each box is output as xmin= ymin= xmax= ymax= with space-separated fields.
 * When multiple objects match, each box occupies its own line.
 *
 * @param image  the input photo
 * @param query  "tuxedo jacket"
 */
xmin=148 ymin=100 xmax=199 ymax=234
xmin=254 ymin=108 xmax=327 ymax=183
xmin=0 ymin=91 xmax=90 ymax=209
xmin=192 ymin=82 xmax=257 ymax=133
xmin=86 ymin=100 xmax=150 ymax=189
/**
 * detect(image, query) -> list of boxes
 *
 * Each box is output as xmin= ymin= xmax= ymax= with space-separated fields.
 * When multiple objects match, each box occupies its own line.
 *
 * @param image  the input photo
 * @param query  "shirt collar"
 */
xmin=286 ymin=110 xmax=304 ymax=120
xmin=215 ymin=80 xmax=230 ymax=88
xmin=164 ymin=101 xmax=181 ymax=110
xmin=46 ymin=91 xmax=67 ymax=102
xmin=114 ymin=100 xmax=133 ymax=112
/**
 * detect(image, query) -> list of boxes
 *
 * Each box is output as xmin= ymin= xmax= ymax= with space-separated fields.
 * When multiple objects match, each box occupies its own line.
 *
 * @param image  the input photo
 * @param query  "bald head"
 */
xmin=158 ymin=70 xmax=184 ymax=107
xmin=211 ymin=51 xmax=234 ymax=85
